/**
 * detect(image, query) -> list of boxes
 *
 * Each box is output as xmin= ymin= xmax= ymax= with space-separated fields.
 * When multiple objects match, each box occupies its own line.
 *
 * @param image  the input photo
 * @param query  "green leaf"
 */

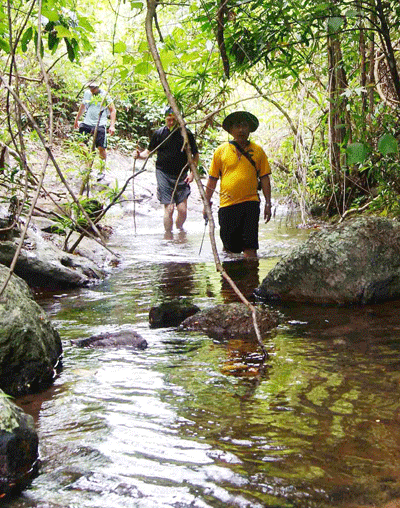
xmin=378 ymin=134 xmax=398 ymax=156
xmin=130 ymin=1 xmax=144 ymax=8
xmin=346 ymin=142 xmax=369 ymax=165
xmin=21 ymin=27 xmax=33 ymax=52
xmin=78 ymin=18 xmax=95 ymax=34
xmin=119 ymin=67 xmax=129 ymax=80
xmin=41 ymin=9 xmax=59 ymax=22
xmin=113 ymin=41 xmax=126 ymax=53
xmin=65 ymin=38 xmax=77 ymax=61
xmin=48 ymin=31 xmax=59 ymax=51
xmin=135 ymin=61 xmax=152 ymax=75
xmin=55 ymin=25 xmax=73 ymax=38
xmin=0 ymin=37 xmax=10 ymax=53
xmin=81 ymin=39 xmax=93 ymax=52
xmin=122 ymin=54 xmax=135 ymax=65
xmin=345 ymin=8 xmax=358 ymax=18
xmin=314 ymin=3 xmax=330 ymax=12
xmin=328 ymin=17 xmax=344 ymax=33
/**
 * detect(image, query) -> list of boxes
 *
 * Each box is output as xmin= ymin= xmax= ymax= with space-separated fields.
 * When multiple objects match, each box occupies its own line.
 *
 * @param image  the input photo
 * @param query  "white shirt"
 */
xmin=82 ymin=89 xmax=112 ymax=127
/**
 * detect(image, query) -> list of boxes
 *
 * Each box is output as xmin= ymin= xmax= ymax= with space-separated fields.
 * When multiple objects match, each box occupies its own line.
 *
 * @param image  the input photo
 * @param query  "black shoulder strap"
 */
xmin=229 ymin=141 xmax=258 ymax=173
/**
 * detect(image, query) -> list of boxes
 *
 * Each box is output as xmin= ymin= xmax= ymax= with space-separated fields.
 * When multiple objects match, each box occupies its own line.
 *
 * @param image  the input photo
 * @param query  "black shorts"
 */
xmin=79 ymin=123 xmax=107 ymax=149
xmin=218 ymin=201 xmax=260 ymax=253
xmin=156 ymin=169 xmax=190 ymax=205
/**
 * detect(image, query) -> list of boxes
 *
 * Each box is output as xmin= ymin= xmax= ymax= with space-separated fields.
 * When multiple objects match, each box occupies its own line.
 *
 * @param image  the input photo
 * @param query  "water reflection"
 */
xmin=154 ymin=261 xmax=196 ymax=301
xmin=220 ymin=258 xmax=260 ymax=303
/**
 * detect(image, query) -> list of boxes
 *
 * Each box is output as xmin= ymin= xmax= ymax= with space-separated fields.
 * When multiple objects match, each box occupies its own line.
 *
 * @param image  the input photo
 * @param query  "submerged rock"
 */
xmin=0 ymin=390 xmax=39 ymax=501
xmin=256 ymin=217 xmax=400 ymax=305
xmin=180 ymin=303 xmax=278 ymax=340
xmin=149 ymin=300 xmax=200 ymax=328
xmin=71 ymin=330 xmax=148 ymax=349
xmin=0 ymin=265 xmax=62 ymax=397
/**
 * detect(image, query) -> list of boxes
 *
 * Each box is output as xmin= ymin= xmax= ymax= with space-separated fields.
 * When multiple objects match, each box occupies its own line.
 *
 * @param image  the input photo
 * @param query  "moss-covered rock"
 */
xmin=0 ymin=265 xmax=62 ymax=397
xmin=256 ymin=217 xmax=400 ymax=305
xmin=0 ymin=390 xmax=39 ymax=501
xmin=180 ymin=303 xmax=278 ymax=340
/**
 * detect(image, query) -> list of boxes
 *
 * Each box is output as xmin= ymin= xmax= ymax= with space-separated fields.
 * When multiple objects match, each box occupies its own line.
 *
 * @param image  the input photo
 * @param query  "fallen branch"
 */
xmin=338 ymin=196 xmax=379 ymax=223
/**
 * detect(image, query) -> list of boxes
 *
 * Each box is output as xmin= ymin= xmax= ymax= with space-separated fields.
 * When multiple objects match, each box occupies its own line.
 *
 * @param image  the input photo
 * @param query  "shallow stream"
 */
xmin=10 ymin=206 xmax=400 ymax=508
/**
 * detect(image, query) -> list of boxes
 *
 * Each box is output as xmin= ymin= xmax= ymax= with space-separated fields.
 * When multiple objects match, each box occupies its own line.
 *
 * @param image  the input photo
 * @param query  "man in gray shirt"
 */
xmin=74 ymin=81 xmax=116 ymax=178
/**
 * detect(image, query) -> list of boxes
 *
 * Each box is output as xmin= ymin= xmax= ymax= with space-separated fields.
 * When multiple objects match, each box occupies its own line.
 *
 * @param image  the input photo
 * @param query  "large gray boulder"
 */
xmin=256 ymin=217 xmax=400 ymax=305
xmin=0 ymin=228 xmax=105 ymax=288
xmin=0 ymin=265 xmax=62 ymax=397
xmin=180 ymin=303 xmax=278 ymax=340
xmin=0 ymin=390 xmax=39 ymax=500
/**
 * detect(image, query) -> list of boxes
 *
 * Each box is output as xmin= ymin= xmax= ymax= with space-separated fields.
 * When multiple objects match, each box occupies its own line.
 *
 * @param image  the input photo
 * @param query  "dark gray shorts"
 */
xmin=79 ymin=123 xmax=107 ymax=148
xmin=156 ymin=169 xmax=191 ymax=205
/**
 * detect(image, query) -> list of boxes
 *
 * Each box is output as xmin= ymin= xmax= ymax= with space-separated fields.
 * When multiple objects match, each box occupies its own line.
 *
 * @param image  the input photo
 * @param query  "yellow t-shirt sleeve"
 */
xmin=255 ymin=145 xmax=271 ymax=177
xmin=209 ymin=146 xmax=223 ymax=179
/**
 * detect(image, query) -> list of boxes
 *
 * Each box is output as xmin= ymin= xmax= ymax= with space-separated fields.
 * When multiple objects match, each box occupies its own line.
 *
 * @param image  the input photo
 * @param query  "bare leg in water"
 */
xmin=176 ymin=199 xmax=188 ymax=230
xmin=163 ymin=204 xmax=174 ymax=234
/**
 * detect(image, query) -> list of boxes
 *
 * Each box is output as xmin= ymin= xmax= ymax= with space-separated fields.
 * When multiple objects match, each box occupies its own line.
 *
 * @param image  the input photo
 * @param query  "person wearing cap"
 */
xmin=203 ymin=111 xmax=272 ymax=258
xmin=74 ymin=81 xmax=116 ymax=179
xmin=134 ymin=106 xmax=199 ymax=235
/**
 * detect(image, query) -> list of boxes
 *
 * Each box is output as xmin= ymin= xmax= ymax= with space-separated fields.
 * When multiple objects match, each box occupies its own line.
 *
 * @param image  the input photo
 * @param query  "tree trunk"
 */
xmin=375 ymin=0 xmax=400 ymax=103
xmin=327 ymin=31 xmax=347 ymax=184
xmin=327 ymin=10 xmax=352 ymax=215
xmin=358 ymin=3 xmax=367 ymax=114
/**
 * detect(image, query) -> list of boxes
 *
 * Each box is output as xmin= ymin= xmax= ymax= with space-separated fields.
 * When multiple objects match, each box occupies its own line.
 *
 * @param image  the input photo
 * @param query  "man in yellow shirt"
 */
xmin=203 ymin=111 xmax=272 ymax=258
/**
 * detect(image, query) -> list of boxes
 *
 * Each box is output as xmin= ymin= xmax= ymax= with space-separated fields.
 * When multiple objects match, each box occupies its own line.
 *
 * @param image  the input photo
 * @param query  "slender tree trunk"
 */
xmin=217 ymin=0 xmax=230 ymax=78
xmin=358 ymin=2 xmax=367 ymax=114
xmin=327 ymin=11 xmax=351 ymax=215
xmin=375 ymin=0 xmax=400 ymax=103
xmin=327 ymin=33 xmax=346 ymax=183
xmin=367 ymin=5 xmax=376 ymax=121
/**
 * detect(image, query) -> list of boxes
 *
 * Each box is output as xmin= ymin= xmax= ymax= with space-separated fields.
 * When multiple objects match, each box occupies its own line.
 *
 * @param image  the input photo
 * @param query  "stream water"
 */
xmin=9 ymin=205 xmax=400 ymax=508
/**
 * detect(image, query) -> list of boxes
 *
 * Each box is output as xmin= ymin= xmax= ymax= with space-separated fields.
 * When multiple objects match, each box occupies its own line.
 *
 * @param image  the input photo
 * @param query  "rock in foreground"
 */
xmin=256 ymin=217 xmax=400 ymax=305
xmin=0 ymin=266 xmax=62 ymax=397
xmin=71 ymin=330 xmax=148 ymax=349
xmin=149 ymin=300 xmax=200 ymax=328
xmin=0 ymin=390 xmax=39 ymax=501
xmin=0 ymin=230 xmax=105 ymax=289
xmin=180 ymin=303 xmax=278 ymax=340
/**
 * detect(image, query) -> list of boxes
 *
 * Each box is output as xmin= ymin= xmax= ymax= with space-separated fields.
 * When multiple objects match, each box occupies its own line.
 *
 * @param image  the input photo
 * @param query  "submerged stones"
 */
xmin=149 ymin=300 xmax=201 ymax=328
xmin=149 ymin=300 xmax=278 ymax=341
xmin=180 ymin=303 xmax=278 ymax=340
xmin=256 ymin=217 xmax=400 ymax=305
xmin=71 ymin=330 xmax=148 ymax=349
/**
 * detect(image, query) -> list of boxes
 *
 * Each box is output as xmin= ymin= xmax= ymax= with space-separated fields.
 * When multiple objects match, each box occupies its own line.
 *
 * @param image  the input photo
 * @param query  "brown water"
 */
xmin=9 ymin=209 xmax=400 ymax=508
